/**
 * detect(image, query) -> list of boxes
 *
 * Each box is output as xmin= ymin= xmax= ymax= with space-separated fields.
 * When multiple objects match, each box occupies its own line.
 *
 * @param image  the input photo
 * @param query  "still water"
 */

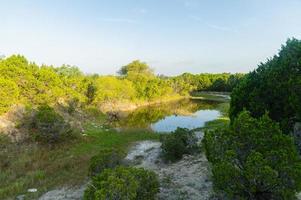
xmin=114 ymin=98 xmax=223 ymax=133
xmin=151 ymin=109 xmax=220 ymax=132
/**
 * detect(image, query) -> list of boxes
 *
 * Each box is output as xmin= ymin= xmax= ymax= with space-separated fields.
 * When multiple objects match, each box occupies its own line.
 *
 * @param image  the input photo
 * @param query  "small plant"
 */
xmin=88 ymin=148 xmax=124 ymax=177
xmin=84 ymin=166 xmax=159 ymax=200
xmin=31 ymin=105 xmax=72 ymax=143
xmin=67 ymin=98 xmax=80 ymax=114
xmin=160 ymin=127 xmax=199 ymax=162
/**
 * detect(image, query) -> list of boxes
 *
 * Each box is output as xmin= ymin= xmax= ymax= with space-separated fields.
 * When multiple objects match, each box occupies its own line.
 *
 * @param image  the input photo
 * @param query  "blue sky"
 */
xmin=1 ymin=0 xmax=301 ymax=75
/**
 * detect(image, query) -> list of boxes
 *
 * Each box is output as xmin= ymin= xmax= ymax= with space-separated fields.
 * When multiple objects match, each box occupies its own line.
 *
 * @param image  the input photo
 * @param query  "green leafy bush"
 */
xmin=88 ymin=148 xmax=124 ymax=177
xmin=0 ymin=78 xmax=19 ymax=114
xmin=84 ymin=166 xmax=159 ymax=200
xmin=230 ymin=38 xmax=301 ymax=133
xmin=203 ymin=111 xmax=301 ymax=199
xmin=160 ymin=127 xmax=199 ymax=162
xmin=31 ymin=105 xmax=72 ymax=143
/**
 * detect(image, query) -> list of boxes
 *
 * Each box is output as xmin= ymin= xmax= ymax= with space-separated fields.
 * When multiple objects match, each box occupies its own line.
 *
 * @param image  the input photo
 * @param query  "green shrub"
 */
xmin=0 ymin=78 xmax=19 ymax=115
xmin=88 ymin=148 xmax=124 ymax=177
xmin=84 ymin=166 xmax=159 ymax=200
xmin=67 ymin=98 xmax=80 ymax=114
xmin=132 ymin=167 xmax=160 ymax=200
xmin=160 ymin=127 xmax=199 ymax=162
xmin=230 ymin=38 xmax=301 ymax=133
xmin=31 ymin=105 xmax=72 ymax=143
xmin=203 ymin=111 xmax=301 ymax=199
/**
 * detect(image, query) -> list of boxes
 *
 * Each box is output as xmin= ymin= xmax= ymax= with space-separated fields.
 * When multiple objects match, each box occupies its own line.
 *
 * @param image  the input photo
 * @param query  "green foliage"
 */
xmin=118 ymin=60 xmax=154 ymax=77
xmin=95 ymin=76 xmax=137 ymax=102
xmin=0 ymin=55 xmax=239 ymax=116
xmin=0 ymin=78 xmax=19 ymax=114
xmin=171 ymin=73 xmax=244 ymax=95
xmin=31 ymin=105 xmax=72 ymax=143
xmin=230 ymin=38 xmax=301 ymax=132
xmin=160 ymin=127 xmax=199 ymax=162
xmin=86 ymin=82 xmax=97 ymax=104
xmin=88 ymin=148 xmax=124 ymax=177
xmin=84 ymin=166 xmax=159 ymax=200
xmin=55 ymin=64 xmax=83 ymax=77
xmin=203 ymin=111 xmax=301 ymax=199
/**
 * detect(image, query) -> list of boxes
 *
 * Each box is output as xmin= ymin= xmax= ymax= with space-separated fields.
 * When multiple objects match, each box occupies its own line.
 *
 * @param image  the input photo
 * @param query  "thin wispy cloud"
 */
xmin=189 ymin=15 xmax=238 ymax=33
xmin=135 ymin=8 xmax=148 ymax=14
xmin=99 ymin=17 xmax=139 ymax=24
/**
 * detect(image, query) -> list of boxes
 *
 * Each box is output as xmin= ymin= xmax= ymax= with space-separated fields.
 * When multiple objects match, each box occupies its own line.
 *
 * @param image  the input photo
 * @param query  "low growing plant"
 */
xmin=160 ymin=127 xmax=199 ymax=162
xmin=88 ymin=148 xmax=124 ymax=177
xmin=84 ymin=166 xmax=159 ymax=200
xmin=31 ymin=105 xmax=72 ymax=143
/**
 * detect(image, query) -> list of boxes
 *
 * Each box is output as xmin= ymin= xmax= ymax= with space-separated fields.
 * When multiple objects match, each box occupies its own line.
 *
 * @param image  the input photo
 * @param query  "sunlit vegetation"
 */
xmin=171 ymin=72 xmax=244 ymax=95
xmin=0 ymin=56 xmax=241 ymax=116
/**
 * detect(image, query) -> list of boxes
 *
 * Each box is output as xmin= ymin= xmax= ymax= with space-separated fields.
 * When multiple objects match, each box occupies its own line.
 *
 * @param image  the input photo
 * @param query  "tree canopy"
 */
xmin=230 ymin=38 xmax=301 ymax=132
xmin=118 ymin=60 xmax=154 ymax=77
xmin=0 ymin=55 xmax=239 ymax=115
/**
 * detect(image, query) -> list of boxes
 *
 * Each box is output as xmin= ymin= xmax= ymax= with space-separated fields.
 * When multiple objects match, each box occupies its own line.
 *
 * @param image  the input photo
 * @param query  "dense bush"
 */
xmin=230 ymin=38 xmax=301 ymax=133
xmin=203 ymin=111 xmax=301 ymax=199
xmin=31 ymin=105 xmax=72 ymax=143
xmin=84 ymin=166 xmax=159 ymax=200
xmin=0 ymin=78 xmax=19 ymax=114
xmin=160 ymin=128 xmax=199 ymax=162
xmin=89 ymin=148 xmax=124 ymax=177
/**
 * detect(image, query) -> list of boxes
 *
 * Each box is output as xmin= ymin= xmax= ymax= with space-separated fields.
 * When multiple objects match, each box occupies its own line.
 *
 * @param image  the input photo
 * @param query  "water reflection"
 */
xmin=113 ymin=99 xmax=221 ymax=132
xmin=151 ymin=109 xmax=220 ymax=132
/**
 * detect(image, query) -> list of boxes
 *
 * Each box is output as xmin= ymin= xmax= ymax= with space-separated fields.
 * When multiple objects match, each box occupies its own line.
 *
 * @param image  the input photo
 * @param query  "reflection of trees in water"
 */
xmin=114 ymin=99 xmax=219 ymax=128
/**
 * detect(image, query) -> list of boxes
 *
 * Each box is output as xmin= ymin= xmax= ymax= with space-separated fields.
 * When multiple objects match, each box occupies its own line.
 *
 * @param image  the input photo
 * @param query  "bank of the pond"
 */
xmin=100 ymin=95 xmax=186 ymax=113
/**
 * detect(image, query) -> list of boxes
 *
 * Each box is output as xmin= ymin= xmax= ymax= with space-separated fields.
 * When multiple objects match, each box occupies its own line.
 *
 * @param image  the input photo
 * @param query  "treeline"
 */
xmin=204 ymin=38 xmax=301 ymax=199
xmin=0 ymin=56 xmax=242 ymax=115
xmin=171 ymin=72 xmax=244 ymax=95
xmin=0 ymin=58 xmax=175 ymax=115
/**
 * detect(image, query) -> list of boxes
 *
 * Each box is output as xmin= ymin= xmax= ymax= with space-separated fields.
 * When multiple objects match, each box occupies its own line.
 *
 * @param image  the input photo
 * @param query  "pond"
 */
xmin=113 ymin=97 xmax=226 ymax=133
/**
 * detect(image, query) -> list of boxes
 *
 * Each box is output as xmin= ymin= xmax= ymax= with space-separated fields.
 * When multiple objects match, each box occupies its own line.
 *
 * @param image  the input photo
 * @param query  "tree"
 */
xmin=55 ymin=64 xmax=83 ymax=78
xmin=118 ymin=60 xmax=154 ymax=77
xmin=86 ymin=82 xmax=97 ymax=104
xmin=230 ymin=38 xmax=301 ymax=133
xmin=203 ymin=111 xmax=301 ymax=199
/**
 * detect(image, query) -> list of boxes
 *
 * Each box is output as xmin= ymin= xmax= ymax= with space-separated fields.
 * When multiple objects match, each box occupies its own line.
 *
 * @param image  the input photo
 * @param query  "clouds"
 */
xmin=189 ymin=15 xmax=238 ymax=33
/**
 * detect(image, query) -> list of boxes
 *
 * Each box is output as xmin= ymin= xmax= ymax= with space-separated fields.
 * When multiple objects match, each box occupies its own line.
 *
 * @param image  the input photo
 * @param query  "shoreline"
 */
xmin=99 ymin=95 xmax=188 ymax=113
